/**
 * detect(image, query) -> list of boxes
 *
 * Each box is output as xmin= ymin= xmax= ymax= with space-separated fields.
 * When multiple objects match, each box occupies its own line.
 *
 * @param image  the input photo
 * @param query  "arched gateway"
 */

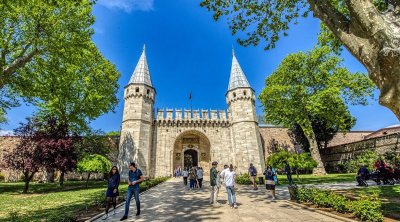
xmin=173 ymin=130 xmax=211 ymax=174
xmin=118 ymin=46 xmax=265 ymax=178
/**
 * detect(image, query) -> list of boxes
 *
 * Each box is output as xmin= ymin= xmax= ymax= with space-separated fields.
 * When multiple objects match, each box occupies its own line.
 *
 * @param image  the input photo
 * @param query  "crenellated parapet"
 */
xmin=226 ymin=87 xmax=255 ymax=106
xmin=155 ymin=108 xmax=230 ymax=126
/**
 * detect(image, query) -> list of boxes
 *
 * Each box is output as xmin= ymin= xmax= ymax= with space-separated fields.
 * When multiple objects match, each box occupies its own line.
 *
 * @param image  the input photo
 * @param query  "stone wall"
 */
xmin=321 ymin=133 xmax=400 ymax=172
xmin=0 ymin=136 xmax=119 ymax=182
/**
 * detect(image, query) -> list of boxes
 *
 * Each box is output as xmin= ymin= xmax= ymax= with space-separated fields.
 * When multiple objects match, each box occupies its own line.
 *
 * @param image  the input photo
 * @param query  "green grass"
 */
xmin=348 ymin=185 xmax=400 ymax=219
xmin=277 ymin=173 xmax=356 ymax=185
xmin=0 ymin=177 xmax=169 ymax=221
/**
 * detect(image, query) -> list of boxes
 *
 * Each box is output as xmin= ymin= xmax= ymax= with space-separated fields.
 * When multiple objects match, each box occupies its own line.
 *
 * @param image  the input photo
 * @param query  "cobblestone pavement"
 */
xmin=91 ymin=178 xmax=349 ymax=222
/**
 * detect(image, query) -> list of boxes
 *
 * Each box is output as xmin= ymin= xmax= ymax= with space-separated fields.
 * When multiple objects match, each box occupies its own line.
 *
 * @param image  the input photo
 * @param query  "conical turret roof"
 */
xmin=129 ymin=45 xmax=153 ymax=87
xmin=228 ymin=49 xmax=250 ymax=91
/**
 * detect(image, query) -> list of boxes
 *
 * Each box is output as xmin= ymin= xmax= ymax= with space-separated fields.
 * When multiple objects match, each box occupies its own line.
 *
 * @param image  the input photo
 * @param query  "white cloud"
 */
xmin=0 ymin=130 xmax=14 ymax=136
xmin=98 ymin=0 xmax=154 ymax=12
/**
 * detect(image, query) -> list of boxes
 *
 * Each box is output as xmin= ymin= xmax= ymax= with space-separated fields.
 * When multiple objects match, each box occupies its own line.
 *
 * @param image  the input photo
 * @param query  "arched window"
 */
xmin=243 ymin=90 xmax=247 ymax=96
xmin=135 ymin=87 xmax=139 ymax=93
xmin=233 ymin=92 xmax=236 ymax=98
xmin=147 ymin=89 xmax=150 ymax=95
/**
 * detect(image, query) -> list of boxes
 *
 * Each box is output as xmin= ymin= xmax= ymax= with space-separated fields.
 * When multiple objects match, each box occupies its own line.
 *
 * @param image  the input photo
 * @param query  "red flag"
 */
xmin=189 ymin=92 xmax=192 ymax=100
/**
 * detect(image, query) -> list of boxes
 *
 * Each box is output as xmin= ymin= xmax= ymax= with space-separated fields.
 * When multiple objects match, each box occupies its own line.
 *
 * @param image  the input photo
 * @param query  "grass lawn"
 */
xmin=0 ymin=177 xmax=168 ymax=221
xmin=341 ymin=185 xmax=400 ymax=220
xmin=0 ymin=180 xmax=117 ymax=221
xmin=276 ymin=173 xmax=356 ymax=185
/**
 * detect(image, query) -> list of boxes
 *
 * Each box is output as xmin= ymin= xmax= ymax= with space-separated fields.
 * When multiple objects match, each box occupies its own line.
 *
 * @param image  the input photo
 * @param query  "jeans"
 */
xmin=189 ymin=179 xmax=195 ymax=189
xmin=183 ymin=177 xmax=188 ymax=186
xmin=226 ymin=186 xmax=236 ymax=205
xmin=124 ymin=188 xmax=140 ymax=216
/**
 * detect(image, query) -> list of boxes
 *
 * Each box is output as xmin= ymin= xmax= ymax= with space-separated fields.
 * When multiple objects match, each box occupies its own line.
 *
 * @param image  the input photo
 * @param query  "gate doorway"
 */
xmin=183 ymin=149 xmax=198 ymax=169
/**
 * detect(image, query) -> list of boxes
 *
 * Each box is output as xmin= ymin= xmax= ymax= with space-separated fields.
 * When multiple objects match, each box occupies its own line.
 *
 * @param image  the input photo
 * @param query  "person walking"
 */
xmin=221 ymin=164 xmax=238 ymax=208
xmin=210 ymin=161 xmax=219 ymax=205
xmin=182 ymin=168 xmax=189 ymax=187
xmin=272 ymin=167 xmax=279 ymax=185
xmin=197 ymin=167 xmax=204 ymax=188
xmin=248 ymin=163 xmax=258 ymax=190
xmin=189 ymin=167 xmax=197 ymax=190
xmin=102 ymin=166 xmax=120 ymax=220
xmin=220 ymin=164 xmax=230 ymax=204
xmin=120 ymin=162 xmax=144 ymax=221
xmin=264 ymin=166 xmax=276 ymax=200
xmin=284 ymin=161 xmax=294 ymax=185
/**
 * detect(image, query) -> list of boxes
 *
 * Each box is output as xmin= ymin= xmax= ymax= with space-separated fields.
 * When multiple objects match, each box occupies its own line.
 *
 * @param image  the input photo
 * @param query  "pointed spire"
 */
xmin=128 ymin=44 xmax=153 ymax=87
xmin=228 ymin=50 xmax=250 ymax=91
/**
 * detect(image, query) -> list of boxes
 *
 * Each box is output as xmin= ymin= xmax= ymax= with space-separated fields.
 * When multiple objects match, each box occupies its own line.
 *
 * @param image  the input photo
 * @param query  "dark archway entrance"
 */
xmin=184 ymin=149 xmax=198 ymax=169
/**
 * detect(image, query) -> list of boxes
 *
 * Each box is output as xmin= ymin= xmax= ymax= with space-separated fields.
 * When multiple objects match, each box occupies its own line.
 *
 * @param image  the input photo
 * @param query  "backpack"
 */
xmin=249 ymin=166 xmax=257 ymax=176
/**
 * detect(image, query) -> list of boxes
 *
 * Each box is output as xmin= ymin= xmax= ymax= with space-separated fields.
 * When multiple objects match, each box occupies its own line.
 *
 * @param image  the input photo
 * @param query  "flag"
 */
xmin=189 ymin=92 xmax=192 ymax=100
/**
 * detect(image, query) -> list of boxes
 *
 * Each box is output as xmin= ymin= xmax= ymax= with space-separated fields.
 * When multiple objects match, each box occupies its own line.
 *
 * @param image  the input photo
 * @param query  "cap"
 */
xmin=212 ymin=161 xmax=218 ymax=165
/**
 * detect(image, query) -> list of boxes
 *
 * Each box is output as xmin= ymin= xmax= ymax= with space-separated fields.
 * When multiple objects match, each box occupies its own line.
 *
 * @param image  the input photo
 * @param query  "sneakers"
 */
xmin=271 ymin=196 xmax=276 ymax=200
xmin=233 ymin=203 xmax=238 ymax=209
xmin=102 ymin=214 xmax=108 ymax=220
xmin=120 ymin=215 xmax=128 ymax=221
xmin=113 ymin=209 xmax=116 ymax=215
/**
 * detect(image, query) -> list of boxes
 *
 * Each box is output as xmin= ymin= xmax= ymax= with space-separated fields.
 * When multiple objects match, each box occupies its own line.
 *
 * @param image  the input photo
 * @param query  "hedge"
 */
xmin=296 ymin=186 xmax=384 ymax=222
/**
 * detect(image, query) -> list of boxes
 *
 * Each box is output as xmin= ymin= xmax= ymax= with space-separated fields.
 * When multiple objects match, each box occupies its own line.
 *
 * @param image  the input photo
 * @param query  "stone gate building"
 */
xmin=118 ymin=46 xmax=265 ymax=177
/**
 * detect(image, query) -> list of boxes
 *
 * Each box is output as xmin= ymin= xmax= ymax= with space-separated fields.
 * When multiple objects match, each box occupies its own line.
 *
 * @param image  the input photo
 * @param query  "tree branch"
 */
xmin=307 ymin=0 xmax=381 ymax=85
xmin=344 ymin=0 xmax=392 ymax=46
xmin=2 ymin=47 xmax=38 ymax=83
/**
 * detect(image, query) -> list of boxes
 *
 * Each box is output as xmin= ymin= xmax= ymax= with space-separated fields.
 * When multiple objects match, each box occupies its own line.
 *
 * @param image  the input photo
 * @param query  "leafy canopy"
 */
xmin=267 ymin=150 xmax=317 ymax=171
xmin=77 ymin=154 xmax=111 ymax=174
xmin=259 ymin=46 xmax=374 ymax=137
xmin=0 ymin=0 xmax=119 ymax=126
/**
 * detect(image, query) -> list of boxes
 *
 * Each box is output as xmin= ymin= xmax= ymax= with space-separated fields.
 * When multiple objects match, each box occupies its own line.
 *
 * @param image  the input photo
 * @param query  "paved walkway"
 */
xmin=92 ymin=178 xmax=348 ymax=222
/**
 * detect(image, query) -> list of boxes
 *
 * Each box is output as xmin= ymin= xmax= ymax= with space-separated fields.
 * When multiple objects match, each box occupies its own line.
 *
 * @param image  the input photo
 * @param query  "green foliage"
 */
xmin=0 ymin=172 xmax=4 ymax=182
xmin=267 ymin=150 xmax=291 ymax=169
xmin=76 ymin=154 xmax=111 ymax=174
xmin=267 ymin=150 xmax=317 ymax=172
xmin=0 ymin=0 xmax=119 ymax=130
xmin=235 ymin=173 xmax=257 ymax=185
xmin=296 ymin=186 xmax=384 ymax=222
xmin=346 ymin=150 xmax=379 ymax=173
xmin=383 ymin=145 xmax=400 ymax=166
xmin=106 ymin=131 xmax=120 ymax=136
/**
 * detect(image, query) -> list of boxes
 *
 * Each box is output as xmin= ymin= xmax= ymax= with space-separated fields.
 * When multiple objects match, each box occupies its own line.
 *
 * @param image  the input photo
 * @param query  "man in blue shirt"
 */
xmin=120 ymin=162 xmax=144 ymax=221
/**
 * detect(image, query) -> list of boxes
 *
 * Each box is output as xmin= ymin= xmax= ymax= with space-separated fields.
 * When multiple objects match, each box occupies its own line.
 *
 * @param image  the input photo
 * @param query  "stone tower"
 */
xmin=118 ymin=45 xmax=155 ymax=177
xmin=226 ymin=49 xmax=265 ymax=174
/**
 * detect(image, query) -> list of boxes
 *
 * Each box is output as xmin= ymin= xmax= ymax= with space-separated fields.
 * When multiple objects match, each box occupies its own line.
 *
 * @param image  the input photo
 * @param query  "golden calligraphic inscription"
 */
xmin=201 ymin=153 xmax=206 ymax=161
xmin=182 ymin=138 xmax=199 ymax=144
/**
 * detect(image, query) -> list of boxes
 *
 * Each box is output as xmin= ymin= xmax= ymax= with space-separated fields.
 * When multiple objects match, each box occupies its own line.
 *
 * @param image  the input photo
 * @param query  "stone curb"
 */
xmin=85 ymin=178 xmax=171 ymax=222
xmin=284 ymin=200 xmax=356 ymax=222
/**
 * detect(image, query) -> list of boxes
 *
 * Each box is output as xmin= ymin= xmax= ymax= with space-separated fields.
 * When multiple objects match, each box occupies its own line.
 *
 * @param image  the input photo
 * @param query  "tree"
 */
xmin=200 ymin=0 xmax=400 ymax=120
xmin=289 ymin=153 xmax=317 ymax=180
xmin=0 ymin=0 xmax=119 ymax=123
xmin=259 ymin=46 xmax=375 ymax=175
xmin=0 ymin=119 xmax=45 ymax=193
xmin=267 ymin=150 xmax=317 ymax=180
xmin=289 ymin=116 xmax=353 ymax=152
xmin=105 ymin=131 xmax=121 ymax=137
xmin=77 ymin=154 xmax=111 ymax=187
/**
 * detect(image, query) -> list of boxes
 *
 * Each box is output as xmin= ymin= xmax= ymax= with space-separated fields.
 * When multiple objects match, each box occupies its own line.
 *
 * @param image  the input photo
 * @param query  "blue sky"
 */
xmin=1 ymin=0 xmax=398 ymax=134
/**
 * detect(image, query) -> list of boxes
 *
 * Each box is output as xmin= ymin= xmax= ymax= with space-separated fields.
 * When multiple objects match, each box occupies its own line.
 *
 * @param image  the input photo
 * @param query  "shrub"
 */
xmin=235 ymin=173 xmax=255 ymax=185
xmin=349 ymin=194 xmax=384 ymax=222
xmin=296 ymin=187 xmax=383 ymax=222
xmin=0 ymin=172 xmax=5 ymax=182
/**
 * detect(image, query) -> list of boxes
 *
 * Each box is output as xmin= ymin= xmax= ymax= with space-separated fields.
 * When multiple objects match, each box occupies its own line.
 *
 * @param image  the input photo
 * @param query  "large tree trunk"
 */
xmin=308 ymin=0 xmax=400 ymax=120
xmin=304 ymin=131 xmax=327 ymax=175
